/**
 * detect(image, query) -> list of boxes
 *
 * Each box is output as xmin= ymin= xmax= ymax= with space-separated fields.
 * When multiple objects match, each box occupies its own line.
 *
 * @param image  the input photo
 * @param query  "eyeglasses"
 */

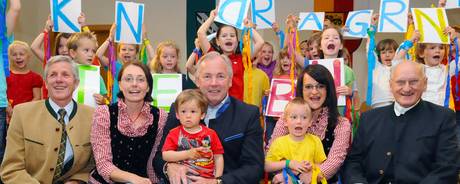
xmin=122 ymin=76 xmax=146 ymax=84
xmin=303 ymin=83 xmax=326 ymax=91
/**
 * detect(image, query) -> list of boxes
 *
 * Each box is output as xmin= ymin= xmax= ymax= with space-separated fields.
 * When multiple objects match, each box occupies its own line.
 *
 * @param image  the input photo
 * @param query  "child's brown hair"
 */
xmin=174 ymin=89 xmax=208 ymax=114
xmin=376 ymin=39 xmax=398 ymax=63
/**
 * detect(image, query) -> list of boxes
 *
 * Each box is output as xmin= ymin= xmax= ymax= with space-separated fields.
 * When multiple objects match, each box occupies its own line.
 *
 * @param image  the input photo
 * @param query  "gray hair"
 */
xmin=195 ymin=51 xmax=233 ymax=77
xmin=390 ymin=60 xmax=426 ymax=80
xmin=44 ymin=55 xmax=79 ymax=81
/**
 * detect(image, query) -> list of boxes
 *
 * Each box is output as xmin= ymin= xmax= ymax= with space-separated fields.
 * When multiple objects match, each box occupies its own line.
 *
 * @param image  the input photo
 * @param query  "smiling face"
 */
xmin=69 ymin=38 xmax=97 ymax=65
xmin=119 ymin=44 xmax=137 ymax=63
xmin=418 ymin=43 xmax=446 ymax=67
xmin=216 ymin=26 xmax=238 ymax=55
xmin=390 ymin=61 xmax=427 ymax=108
xmin=196 ymin=54 xmax=232 ymax=106
xmin=119 ymin=65 xmax=150 ymax=104
xmin=176 ymin=100 xmax=205 ymax=132
xmin=9 ymin=45 xmax=30 ymax=70
xmin=159 ymin=46 xmax=178 ymax=73
xmin=301 ymin=73 xmax=327 ymax=110
xmin=320 ymin=28 xmax=343 ymax=59
xmin=46 ymin=61 xmax=79 ymax=107
xmin=258 ymin=43 xmax=274 ymax=66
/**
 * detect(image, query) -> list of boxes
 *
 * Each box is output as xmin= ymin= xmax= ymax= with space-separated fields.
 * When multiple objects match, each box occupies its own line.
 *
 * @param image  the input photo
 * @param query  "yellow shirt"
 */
xmin=266 ymin=134 xmax=326 ymax=164
xmin=244 ymin=68 xmax=270 ymax=107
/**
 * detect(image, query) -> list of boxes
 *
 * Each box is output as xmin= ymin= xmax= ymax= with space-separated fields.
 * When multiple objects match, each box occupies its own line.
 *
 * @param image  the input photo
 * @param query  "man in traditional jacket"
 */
xmin=342 ymin=61 xmax=460 ymax=183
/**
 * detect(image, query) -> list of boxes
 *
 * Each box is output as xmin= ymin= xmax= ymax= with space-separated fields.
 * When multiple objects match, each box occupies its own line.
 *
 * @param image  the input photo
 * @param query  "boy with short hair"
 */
xmin=162 ymin=89 xmax=224 ymax=180
xmin=66 ymin=32 xmax=108 ymax=105
xmin=265 ymin=97 xmax=327 ymax=184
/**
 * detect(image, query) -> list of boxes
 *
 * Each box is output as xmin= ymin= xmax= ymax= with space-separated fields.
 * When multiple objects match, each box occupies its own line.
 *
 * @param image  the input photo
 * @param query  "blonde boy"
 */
xmin=265 ymin=97 xmax=326 ymax=184
xmin=66 ymin=32 xmax=108 ymax=105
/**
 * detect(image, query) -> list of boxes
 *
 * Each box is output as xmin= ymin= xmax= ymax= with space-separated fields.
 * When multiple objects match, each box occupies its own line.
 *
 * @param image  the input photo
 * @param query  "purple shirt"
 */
xmin=257 ymin=61 xmax=276 ymax=81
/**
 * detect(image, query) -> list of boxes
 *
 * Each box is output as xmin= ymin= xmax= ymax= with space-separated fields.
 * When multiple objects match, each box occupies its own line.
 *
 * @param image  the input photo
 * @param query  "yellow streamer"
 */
xmin=310 ymin=164 xmax=327 ymax=184
xmin=242 ymin=29 xmax=253 ymax=104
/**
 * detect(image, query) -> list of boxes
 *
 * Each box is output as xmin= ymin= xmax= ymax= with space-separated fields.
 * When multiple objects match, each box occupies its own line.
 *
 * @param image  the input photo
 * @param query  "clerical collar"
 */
xmin=394 ymin=100 xmax=420 ymax=116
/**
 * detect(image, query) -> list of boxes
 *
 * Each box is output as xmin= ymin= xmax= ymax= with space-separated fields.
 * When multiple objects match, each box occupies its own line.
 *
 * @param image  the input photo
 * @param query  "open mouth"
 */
xmin=327 ymin=44 xmax=335 ymax=50
xmin=310 ymin=96 xmax=321 ymax=102
xmin=225 ymin=42 xmax=233 ymax=47
xmin=432 ymin=55 xmax=441 ymax=60
xmin=123 ymin=56 xmax=132 ymax=61
xmin=294 ymin=127 xmax=303 ymax=131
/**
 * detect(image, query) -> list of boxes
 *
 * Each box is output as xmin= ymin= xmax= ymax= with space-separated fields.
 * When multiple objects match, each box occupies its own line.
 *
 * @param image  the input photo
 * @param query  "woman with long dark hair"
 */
xmin=269 ymin=64 xmax=351 ymax=183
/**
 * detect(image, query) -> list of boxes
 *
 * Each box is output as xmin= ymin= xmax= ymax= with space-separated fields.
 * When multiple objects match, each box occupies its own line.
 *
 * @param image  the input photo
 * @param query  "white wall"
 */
xmin=14 ymin=0 xmax=458 ymax=103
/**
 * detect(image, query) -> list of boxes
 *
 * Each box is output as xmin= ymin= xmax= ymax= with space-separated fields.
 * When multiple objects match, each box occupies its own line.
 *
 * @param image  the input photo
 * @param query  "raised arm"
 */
xmin=393 ymin=30 xmax=419 ymax=61
xmin=30 ymin=16 xmax=52 ymax=61
xmin=142 ymin=24 xmax=155 ymax=63
xmin=246 ymin=20 xmax=265 ymax=59
xmin=197 ymin=9 xmax=216 ymax=54
xmin=6 ymin=0 xmax=20 ymax=36
xmin=96 ymin=24 xmax=115 ymax=67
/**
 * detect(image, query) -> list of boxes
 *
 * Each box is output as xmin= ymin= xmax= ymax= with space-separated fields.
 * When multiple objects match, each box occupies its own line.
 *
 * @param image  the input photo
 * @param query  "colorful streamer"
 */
xmin=107 ymin=41 xmax=116 ymax=102
xmin=241 ymin=27 xmax=253 ymax=104
xmin=0 ymin=0 xmax=9 ymax=77
xmin=286 ymin=27 xmax=299 ymax=96
xmin=365 ymin=25 xmax=377 ymax=106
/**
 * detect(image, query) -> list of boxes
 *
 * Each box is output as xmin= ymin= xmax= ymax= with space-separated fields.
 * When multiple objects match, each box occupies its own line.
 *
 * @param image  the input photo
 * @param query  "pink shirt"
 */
xmin=90 ymin=100 xmax=168 ymax=183
xmin=269 ymin=107 xmax=351 ymax=179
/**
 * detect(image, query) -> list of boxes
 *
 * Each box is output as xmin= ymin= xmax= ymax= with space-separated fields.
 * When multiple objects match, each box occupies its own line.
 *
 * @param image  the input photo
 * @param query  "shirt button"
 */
xmin=55 ymin=128 xmax=59 ymax=132
xmin=379 ymin=170 xmax=384 ymax=175
xmin=50 ymin=168 xmax=54 ymax=171
xmin=386 ymin=152 xmax=392 ymax=156
xmin=54 ymin=147 xmax=58 ymax=151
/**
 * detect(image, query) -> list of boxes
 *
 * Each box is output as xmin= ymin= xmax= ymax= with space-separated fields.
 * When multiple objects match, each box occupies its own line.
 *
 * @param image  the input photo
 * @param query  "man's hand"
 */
xmin=167 ymin=163 xmax=199 ymax=184
xmin=188 ymin=175 xmax=217 ymax=184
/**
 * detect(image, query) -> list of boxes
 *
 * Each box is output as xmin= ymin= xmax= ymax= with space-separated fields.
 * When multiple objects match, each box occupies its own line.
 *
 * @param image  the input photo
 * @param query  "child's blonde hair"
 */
xmin=8 ymin=41 xmax=32 ymax=59
xmin=150 ymin=40 xmax=181 ymax=73
xmin=283 ymin=97 xmax=312 ymax=121
xmin=66 ymin=32 xmax=98 ymax=51
xmin=174 ymin=89 xmax=208 ymax=114
xmin=273 ymin=47 xmax=301 ymax=76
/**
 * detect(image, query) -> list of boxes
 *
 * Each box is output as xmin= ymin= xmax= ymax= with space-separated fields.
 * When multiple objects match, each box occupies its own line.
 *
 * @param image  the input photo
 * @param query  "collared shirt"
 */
xmin=393 ymin=100 xmax=420 ymax=117
xmin=204 ymin=95 xmax=230 ymax=126
xmin=48 ymin=99 xmax=74 ymax=164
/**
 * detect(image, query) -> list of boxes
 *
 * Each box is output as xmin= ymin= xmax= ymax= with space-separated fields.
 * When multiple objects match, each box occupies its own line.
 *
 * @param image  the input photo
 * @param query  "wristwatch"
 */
xmin=216 ymin=176 xmax=223 ymax=184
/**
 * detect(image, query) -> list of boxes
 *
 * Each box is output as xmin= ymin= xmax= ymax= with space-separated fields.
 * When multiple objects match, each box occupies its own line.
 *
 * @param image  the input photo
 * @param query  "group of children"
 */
xmin=4 ymin=3 xmax=460 ymax=183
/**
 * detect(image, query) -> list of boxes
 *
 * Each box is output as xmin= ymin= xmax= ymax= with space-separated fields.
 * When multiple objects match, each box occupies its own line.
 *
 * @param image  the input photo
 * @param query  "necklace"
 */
xmin=128 ymin=104 xmax=144 ymax=123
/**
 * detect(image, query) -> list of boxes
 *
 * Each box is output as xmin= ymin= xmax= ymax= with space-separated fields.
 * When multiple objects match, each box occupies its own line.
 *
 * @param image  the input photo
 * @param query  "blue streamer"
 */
xmin=239 ymin=27 xmax=248 ymax=54
xmin=0 ymin=0 xmax=9 ymax=77
xmin=277 ymin=30 xmax=285 ymax=49
xmin=365 ymin=25 xmax=377 ymax=106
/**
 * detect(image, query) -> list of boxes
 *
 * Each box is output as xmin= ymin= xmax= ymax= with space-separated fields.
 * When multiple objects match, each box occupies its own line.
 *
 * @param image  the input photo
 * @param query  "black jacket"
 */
xmin=153 ymin=97 xmax=264 ymax=184
xmin=342 ymin=101 xmax=460 ymax=184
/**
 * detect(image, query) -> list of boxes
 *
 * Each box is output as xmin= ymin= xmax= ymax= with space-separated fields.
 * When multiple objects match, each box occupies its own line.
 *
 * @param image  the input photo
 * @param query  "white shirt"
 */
xmin=48 ymin=99 xmax=74 ymax=164
xmin=372 ymin=61 xmax=394 ymax=108
xmin=422 ymin=64 xmax=447 ymax=106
